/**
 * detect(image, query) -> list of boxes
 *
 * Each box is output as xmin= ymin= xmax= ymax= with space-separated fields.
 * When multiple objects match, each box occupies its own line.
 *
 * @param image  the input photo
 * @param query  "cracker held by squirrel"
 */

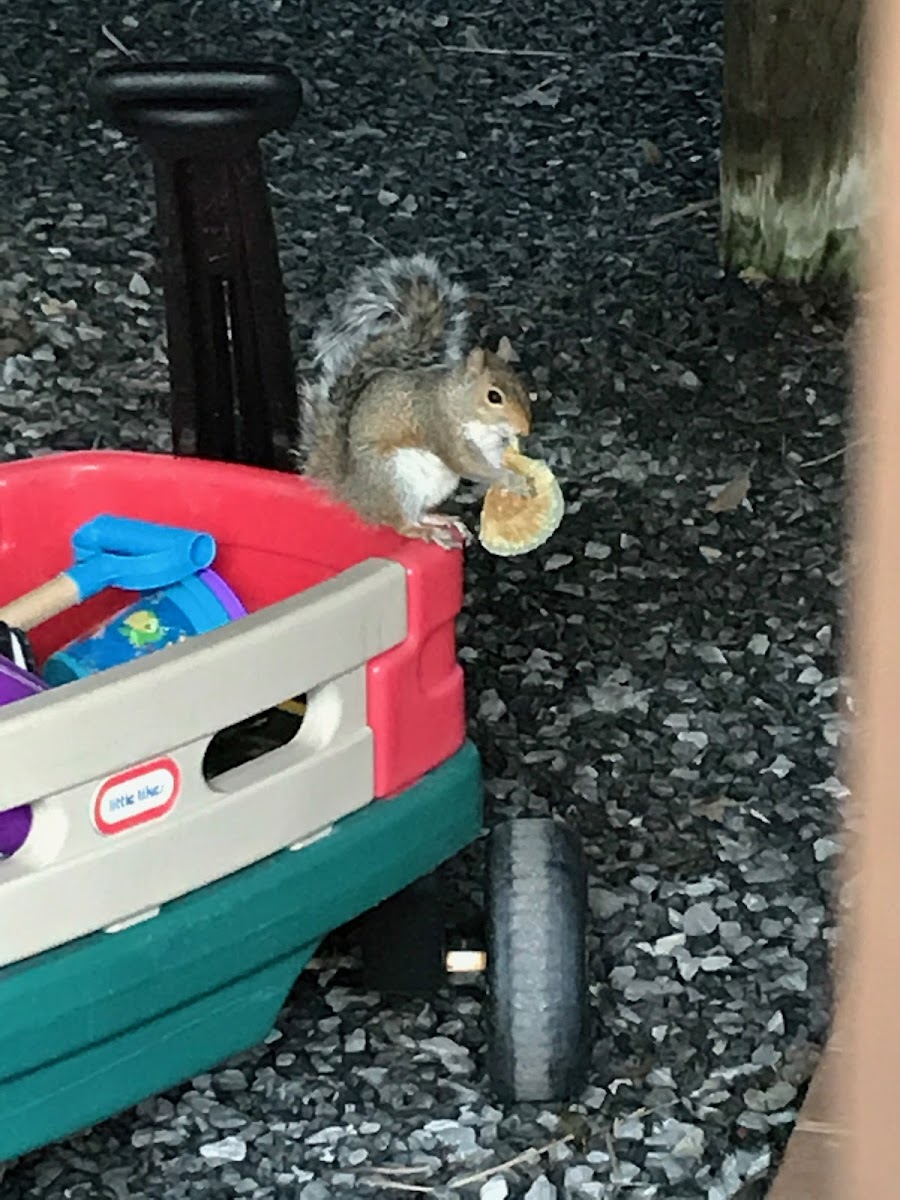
xmin=299 ymin=252 xmax=536 ymax=549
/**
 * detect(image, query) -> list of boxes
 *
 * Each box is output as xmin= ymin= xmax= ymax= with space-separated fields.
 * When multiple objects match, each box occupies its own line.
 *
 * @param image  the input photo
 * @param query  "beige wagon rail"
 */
xmin=0 ymin=558 xmax=407 ymax=969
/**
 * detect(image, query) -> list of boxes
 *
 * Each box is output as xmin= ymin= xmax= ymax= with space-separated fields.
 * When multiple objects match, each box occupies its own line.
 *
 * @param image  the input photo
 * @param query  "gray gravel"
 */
xmin=0 ymin=0 xmax=849 ymax=1197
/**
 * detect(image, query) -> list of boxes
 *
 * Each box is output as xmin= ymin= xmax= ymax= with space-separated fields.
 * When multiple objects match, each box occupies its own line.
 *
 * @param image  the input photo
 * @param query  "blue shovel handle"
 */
xmin=0 ymin=515 xmax=219 ymax=632
xmin=68 ymin=515 xmax=217 ymax=598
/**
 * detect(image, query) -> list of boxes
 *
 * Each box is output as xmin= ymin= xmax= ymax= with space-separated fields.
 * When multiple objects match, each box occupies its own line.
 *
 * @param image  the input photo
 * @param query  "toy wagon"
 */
xmin=0 ymin=63 xmax=589 ymax=1164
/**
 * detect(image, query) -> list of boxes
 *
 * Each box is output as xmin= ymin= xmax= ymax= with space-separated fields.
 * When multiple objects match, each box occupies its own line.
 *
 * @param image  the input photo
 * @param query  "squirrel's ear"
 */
xmin=466 ymin=347 xmax=486 ymax=375
xmin=495 ymin=336 xmax=517 ymax=363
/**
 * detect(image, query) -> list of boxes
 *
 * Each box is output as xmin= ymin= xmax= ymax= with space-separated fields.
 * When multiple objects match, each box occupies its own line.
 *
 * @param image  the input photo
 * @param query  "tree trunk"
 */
xmin=721 ymin=0 xmax=866 ymax=285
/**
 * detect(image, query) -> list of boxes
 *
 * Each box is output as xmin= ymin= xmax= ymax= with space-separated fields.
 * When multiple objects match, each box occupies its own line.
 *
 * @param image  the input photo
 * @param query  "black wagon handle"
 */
xmin=88 ymin=62 xmax=302 ymax=471
xmin=88 ymin=62 xmax=300 ymax=149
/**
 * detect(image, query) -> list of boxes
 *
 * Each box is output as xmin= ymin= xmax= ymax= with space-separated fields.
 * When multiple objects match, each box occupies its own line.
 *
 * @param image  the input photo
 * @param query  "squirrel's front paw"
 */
xmin=499 ymin=470 xmax=537 ymax=499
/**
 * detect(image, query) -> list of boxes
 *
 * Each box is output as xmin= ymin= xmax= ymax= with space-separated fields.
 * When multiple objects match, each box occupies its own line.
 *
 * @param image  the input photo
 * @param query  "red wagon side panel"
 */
xmin=0 ymin=451 xmax=465 ymax=797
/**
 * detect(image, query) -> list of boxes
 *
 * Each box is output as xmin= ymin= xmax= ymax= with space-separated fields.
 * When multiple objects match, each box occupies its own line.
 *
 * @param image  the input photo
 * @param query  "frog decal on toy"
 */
xmin=120 ymin=609 xmax=167 ymax=649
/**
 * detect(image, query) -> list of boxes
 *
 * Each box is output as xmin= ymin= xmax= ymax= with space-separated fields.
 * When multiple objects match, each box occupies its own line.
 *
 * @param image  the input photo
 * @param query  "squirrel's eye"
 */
xmin=486 ymin=388 xmax=504 ymax=405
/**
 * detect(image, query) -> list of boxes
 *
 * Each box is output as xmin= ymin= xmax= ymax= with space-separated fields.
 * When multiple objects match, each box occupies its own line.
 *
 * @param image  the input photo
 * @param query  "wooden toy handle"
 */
xmin=0 ymin=574 xmax=81 ymax=632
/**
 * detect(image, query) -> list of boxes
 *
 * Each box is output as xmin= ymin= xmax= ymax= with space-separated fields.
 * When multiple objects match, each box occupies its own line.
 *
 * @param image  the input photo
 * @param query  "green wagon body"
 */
xmin=0 ymin=742 xmax=482 ymax=1162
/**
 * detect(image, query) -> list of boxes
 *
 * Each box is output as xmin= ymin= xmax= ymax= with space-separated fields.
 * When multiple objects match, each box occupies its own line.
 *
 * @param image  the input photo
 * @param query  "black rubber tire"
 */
xmin=485 ymin=817 xmax=589 ymax=1103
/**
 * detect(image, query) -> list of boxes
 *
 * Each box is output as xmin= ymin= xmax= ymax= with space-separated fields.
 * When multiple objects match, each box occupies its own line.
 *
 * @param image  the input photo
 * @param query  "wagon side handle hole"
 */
xmin=202 ymin=693 xmax=308 ymax=784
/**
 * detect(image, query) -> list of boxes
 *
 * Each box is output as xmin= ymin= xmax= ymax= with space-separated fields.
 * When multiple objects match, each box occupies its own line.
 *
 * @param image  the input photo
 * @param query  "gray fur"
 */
xmin=299 ymin=253 xmax=469 ymax=464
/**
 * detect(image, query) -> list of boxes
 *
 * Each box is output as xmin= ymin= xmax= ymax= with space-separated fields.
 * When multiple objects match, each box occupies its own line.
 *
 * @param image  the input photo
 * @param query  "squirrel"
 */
xmin=298 ymin=252 xmax=536 ymax=549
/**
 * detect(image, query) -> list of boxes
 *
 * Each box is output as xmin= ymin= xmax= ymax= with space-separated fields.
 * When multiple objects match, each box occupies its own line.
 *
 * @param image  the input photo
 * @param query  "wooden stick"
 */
xmin=0 ymin=574 xmax=81 ymax=632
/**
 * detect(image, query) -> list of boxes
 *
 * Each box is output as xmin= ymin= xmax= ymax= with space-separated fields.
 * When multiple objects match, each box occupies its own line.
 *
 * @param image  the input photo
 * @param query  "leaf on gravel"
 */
xmin=690 ymin=796 xmax=733 ymax=822
xmin=0 ymin=307 xmax=36 ymax=358
xmin=506 ymin=78 xmax=562 ymax=108
xmin=707 ymin=473 xmax=750 ymax=513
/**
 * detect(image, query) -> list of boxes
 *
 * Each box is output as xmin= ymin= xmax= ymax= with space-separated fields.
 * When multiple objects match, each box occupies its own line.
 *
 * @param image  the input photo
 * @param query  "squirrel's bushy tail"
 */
xmin=299 ymin=252 xmax=469 ymax=476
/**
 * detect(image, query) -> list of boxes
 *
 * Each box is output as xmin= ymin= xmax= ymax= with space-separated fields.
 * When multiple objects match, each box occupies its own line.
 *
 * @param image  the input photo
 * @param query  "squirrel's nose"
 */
xmin=513 ymin=406 xmax=531 ymax=436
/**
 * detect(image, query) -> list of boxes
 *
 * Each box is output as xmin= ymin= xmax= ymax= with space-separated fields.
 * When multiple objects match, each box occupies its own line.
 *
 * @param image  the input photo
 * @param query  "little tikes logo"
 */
xmin=92 ymin=757 xmax=181 ymax=835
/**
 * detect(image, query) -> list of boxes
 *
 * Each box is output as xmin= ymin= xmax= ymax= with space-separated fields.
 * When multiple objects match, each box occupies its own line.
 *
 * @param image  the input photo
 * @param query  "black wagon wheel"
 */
xmin=485 ymin=816 xmax=590 ymax=1103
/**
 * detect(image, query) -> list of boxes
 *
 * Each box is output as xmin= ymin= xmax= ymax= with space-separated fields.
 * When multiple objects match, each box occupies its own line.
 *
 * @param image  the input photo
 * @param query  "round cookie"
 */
xmin=479 ymin=448 xmax=565 ymax=557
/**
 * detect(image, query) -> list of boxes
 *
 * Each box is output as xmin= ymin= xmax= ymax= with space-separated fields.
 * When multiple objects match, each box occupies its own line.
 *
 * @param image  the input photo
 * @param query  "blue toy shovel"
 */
xmin=0 ymin=515 xmax=216 ymax=632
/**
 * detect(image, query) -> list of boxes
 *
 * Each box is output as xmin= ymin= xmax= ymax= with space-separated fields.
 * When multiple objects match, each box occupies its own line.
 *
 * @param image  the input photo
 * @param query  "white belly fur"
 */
xmin=390 ymin=448 xmax=460 ymax=521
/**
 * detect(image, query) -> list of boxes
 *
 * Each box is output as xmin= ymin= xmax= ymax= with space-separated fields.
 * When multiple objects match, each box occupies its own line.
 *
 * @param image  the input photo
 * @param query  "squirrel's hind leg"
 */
xmin=419 ymin=512 xmax=472 ymax=546
xmin=339 ymin=446 xmax=467 ymax=550
xmin=394 ymin=513 xmax=472 ymax=550
xmin=397 ymin=519 xmax=468 ymax=551
xmin=366 ymin=446 xmax=468 ymax=549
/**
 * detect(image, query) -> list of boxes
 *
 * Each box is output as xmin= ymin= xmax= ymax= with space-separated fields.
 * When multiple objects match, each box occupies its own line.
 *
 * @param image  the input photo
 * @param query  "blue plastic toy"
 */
xmin=44 ymin=567 xmax=246 ymax=684
xmin=0 ymin=514 xmax=220 ymax=636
